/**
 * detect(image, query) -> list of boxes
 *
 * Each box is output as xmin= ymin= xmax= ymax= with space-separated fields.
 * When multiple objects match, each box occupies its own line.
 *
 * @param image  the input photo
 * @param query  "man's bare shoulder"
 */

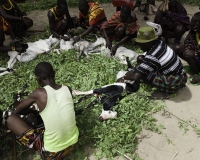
xmin=30 ymin=88 xmax=46 ymax=98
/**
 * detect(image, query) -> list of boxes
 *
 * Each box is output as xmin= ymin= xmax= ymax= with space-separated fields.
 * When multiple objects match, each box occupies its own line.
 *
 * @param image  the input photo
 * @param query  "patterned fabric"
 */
xmin=184 ymin=30 xmax=200 ymax=54
xmin=1 ymin=0 xmax=33 ymax=38
xmin=154 ymin=0 xmax=190 ymax=39
xmin=101 ymin=11 xmax=139 ymax=39
xmin=79 ymin=2 xmax=106 ymax=26
xmin=152 ymin=72 xmax=187 ymax=93
xmin=184 ymin=30 xmax=200 ymax=67
xmin=0 ymin=16 xmax=12 ymax=33
xmin=136 ymin=40 xmax=186 ymax=92
xmin=112 ymin=0 xmax=134 ymax=10
xmin=17 ymin=126 xmax=74 ymax=160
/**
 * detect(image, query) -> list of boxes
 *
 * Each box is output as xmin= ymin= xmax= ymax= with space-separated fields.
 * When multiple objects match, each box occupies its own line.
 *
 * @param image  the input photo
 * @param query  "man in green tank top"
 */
xmin=6 ymin=62 xmax=79 ymax=159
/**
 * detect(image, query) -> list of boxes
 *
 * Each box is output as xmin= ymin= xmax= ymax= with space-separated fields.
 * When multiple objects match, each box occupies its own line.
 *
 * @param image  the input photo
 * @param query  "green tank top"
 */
xmin=40 ymin=85 xmax=79 ymax=152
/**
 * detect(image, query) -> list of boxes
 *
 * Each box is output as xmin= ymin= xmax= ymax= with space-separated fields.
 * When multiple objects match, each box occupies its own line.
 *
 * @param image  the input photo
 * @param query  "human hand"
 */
xmin=124 ymin=71 xmax=135 ymax=81
xmin=111 ymin=44 xmax=119 ymax=56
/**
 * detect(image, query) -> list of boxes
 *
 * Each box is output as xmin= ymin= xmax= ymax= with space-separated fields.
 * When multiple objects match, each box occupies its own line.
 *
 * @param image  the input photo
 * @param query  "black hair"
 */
xmin=79 ymin=0 xmax=89 ymax=14
xmin=121 ymin=5 xmax=131 ymax=16
xmin=34 ymin=62 xmax=55 ymax=80
xmin=193 ymin=12 xmax=200 ymax=20
xmin=57 ymin=0 xmax=67 ymax=7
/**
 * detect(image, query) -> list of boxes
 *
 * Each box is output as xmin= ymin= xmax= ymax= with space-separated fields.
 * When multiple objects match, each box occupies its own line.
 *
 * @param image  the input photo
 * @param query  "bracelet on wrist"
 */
xmin=12 ymin=46 xmax=16 ymax=51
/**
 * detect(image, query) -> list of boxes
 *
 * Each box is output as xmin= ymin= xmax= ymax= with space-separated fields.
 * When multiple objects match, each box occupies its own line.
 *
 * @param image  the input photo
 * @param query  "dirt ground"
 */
xmin=6 ymin=1 xmax=200 ymax=160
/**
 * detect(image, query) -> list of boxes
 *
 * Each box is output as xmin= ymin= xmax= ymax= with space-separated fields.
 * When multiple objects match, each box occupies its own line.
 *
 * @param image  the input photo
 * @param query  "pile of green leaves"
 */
xmin=0 ymin=36 xmax=164 ymax=159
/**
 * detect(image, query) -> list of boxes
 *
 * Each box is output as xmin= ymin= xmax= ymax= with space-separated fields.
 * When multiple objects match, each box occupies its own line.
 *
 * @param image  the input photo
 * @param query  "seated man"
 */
xmin=0 ymin=16 xmax=23 ymax=53
xmin=133 ymin=0 xmax=156 ymax=21
xmin=101 ymin=5 xmax=139 ymax=55
xmin=48 ymin=0 xmax=76 ymax=40
xmin=173 ymin=12 xmax=200 ymax=84
xmin=0 ymin=0 xmax=33 ymax=38
xmin=6 ymin=62 xmax=79 ymax=159
xmin=112 ymin=0 xmax=134 ymax=12
xmin=154 ymin=0 xmax=190 ymax=44
xmin=124 ymin=26 xmax=187 ymax=99
xmin=73 ymin=0 xmax=107 ymax=43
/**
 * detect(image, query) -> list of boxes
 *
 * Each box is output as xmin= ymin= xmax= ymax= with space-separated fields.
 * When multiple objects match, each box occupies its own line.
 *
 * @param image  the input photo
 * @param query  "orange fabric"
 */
xmin=0 ymin=16 xmax=12 ymax=32
xmin=79 ymin=2 xmax=106 ymax=26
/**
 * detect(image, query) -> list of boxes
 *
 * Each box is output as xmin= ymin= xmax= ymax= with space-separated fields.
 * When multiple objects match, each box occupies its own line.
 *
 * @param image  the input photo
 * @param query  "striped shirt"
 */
xmin=136 ymin=40 xmax=185 ymax=81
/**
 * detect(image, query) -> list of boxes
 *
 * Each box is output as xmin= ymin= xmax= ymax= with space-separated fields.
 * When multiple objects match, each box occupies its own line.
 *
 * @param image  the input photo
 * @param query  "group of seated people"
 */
xmin=1 ymin=0 xmax=200 ymax=159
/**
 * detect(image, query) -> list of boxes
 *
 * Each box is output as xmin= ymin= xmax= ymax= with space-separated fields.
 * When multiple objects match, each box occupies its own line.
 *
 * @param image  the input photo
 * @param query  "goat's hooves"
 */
xmin=86 ymin=56 xmax=91 ymax=60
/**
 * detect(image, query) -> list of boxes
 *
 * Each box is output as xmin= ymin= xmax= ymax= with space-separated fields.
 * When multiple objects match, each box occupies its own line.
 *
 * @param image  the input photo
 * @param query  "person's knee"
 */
xmin=6 ymin=114 xmax=17 ymax=129
xmin=183 ymin=49 xmax=195 ymax=59
xmin=174 ymin=25 xmax=186 ymax=35
xmin=137 ymin=55 xmax=145 ymax=64
xmin=172 ymin=44 xmax=184 ymax=54
xmin=115 ymin=26 xmax=125 ymax=40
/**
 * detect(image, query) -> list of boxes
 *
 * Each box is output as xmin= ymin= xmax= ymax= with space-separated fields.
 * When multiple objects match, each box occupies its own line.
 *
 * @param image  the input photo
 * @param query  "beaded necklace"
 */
xmin=2 ymin=0 xmax=14 ymax=10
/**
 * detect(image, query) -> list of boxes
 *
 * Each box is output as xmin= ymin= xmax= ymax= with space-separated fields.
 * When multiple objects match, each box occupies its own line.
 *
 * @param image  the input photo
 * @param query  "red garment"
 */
xmin=112 ymin=0 xmax=134 ymax=10
xmin=101 ymin=11 xmax=139 ymax=35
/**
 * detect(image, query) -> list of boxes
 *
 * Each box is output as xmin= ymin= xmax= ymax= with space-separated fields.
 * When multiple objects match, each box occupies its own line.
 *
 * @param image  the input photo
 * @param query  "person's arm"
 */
xmin=111 ymin=35 xmax=130 ymax=55
xmin=11 ymin=0 xmax=26 ymax=16
xmin=74 ymin=25 xmax=95 ymax=43
xmin=0 ymin=46 xmax=21 ymax=52
xmin=47 ymin=11 xmax=61 ymax=39
xmin=102 ymin=28 xmax=112 ymax=49
xmin=14 ymin=90 xmax=38 ymax=114
xmin=64 ymin=2 xmax=73 ymax=29
xmin=0 ymin=6 xmax=21 ymax=21
xmin=124 ymin=71 xmax=142 ymax=81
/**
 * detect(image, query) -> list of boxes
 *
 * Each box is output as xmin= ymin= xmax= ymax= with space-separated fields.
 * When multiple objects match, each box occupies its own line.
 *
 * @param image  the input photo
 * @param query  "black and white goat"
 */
xmin=73 ymin=57 xmax=140 ymax=121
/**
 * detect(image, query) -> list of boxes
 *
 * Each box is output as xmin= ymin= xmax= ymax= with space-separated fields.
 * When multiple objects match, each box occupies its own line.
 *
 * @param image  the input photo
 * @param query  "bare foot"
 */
xmin=191 ymin=75 xmax=200 ymax=84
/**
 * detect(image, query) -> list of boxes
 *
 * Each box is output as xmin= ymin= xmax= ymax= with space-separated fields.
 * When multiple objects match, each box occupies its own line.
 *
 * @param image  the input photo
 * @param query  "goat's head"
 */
xmin=94 ymin=37 xmax=106 ymax=46
xmin=99 ymin=109 xmax=117 ymax=122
